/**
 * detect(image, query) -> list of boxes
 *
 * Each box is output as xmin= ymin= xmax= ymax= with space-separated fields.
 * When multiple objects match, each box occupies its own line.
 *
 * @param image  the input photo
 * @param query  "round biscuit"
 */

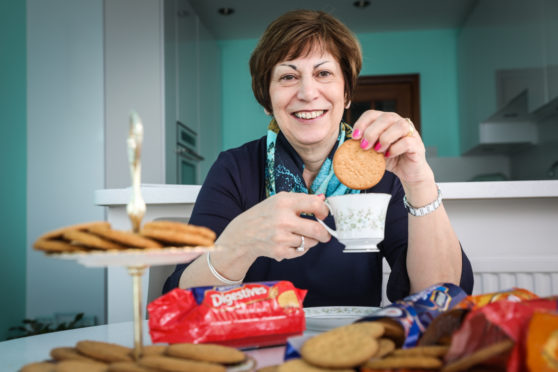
xmin=333 ymin=139 xmax=385 ymax=190
xmin=277 ymin=358 xmax=353 ymax=372
xmin=139 ymin=345 xmax=167 ymax=356
xmin=54 ymin=360 xmax=108 ymax=372
xmin=441 ymin=339 xmax=514 ymax=372
xmin=37 ymin=221 xmax=110 ymax=241
xmin=142 ymin=221 xmax=216 ymax=240
xmin=87 ymin=225 xmax=163 ymax=249
xmin=20 ymin=362 xmax=56 ymax=372
xmin=50 ymin=347 xmax=99 ymax=362
xmin=301 ymin=325 xmax=379 ymax=368
xmin=139 ymin=355 xmax=225 ymax=372
xmin=75 ymin=340 xmax=133 ymax=363
xmin=391 ymin=344 xmax=449 ymax=358
xmin=166 ymin=343 xmax=246 ymax=364
xmin=33 ymin=239 xmax=83 ymax=253
xmin=372 ymin=338 xmax=396 ymax=358
xmin=63 ymin=231 xmax=125 ymax=251
xmin=107 ymin=361 xmax=157 ymax=372
xmin=140 ymin=228 xmax=214 ymax=247
xmin=364 ymin=355 xmax=443 ymax=369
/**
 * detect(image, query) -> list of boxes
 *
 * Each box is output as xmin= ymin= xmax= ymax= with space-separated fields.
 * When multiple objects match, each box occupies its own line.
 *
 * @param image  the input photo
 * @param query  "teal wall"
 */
xmin=220 ymin=29 xmax=460 ymax=157
xmin=0 ymin=0 xmax=27 ymax=340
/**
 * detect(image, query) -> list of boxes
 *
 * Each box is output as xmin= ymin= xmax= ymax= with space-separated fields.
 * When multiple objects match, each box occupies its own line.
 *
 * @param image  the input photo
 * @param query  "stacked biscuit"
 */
xmin=33 ymin=221 xmax=216 ymax=254
xmin=258 ymin=320 xmax=450 ymax=371
xmin=20 ymin=340 xmax=252 ymax=372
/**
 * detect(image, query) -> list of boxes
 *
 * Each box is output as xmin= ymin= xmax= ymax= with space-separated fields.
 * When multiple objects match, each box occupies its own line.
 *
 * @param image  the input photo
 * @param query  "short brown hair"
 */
xmin=249 ymin=10 xmax=362 ymax=114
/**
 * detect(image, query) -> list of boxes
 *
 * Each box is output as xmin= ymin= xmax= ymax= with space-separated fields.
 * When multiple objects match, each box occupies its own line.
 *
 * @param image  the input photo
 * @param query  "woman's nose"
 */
xmin=296 ymin=76 xmax=318 ymax=101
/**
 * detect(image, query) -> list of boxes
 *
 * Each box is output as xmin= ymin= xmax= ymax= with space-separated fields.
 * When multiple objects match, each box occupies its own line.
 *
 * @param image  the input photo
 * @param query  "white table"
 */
xmin=0 ymin=320 xmax=286 ymax=371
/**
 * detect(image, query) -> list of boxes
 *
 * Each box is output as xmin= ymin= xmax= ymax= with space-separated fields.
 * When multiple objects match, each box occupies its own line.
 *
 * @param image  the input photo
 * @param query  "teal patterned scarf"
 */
xmin=265 ymin=119 xmax=360 ymax=198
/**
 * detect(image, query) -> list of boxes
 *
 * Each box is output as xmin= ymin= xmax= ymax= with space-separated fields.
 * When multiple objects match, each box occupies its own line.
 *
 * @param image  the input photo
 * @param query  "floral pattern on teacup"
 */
xmin=334 ymin=208 xmax=385 ymax=232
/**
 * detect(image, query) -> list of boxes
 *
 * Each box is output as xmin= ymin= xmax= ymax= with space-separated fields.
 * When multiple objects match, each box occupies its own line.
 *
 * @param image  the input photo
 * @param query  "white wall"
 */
xmin=104 ymin=0 xmax=166 ymax=189
xmin=27 ymin=0 xmax=106 ymax=323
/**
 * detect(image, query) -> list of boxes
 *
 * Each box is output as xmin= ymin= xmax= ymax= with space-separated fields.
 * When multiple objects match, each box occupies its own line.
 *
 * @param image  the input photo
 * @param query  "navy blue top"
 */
xmin=163 ymin=136 xmax=474 ymax=307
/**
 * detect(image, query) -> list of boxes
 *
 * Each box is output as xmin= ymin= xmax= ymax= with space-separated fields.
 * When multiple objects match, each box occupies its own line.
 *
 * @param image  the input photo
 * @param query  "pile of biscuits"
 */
xmin=20 ymin=340 xmax=253 ymax=372
xmin=258 ymin=320 xmax=450 ymax=372
xmin=33 ymin=220 xmax=216 ymax=254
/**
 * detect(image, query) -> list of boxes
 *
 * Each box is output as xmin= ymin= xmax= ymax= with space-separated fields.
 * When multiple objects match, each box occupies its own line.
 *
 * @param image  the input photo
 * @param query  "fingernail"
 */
xmin=374 ymin=142 xmax=382 ymax=151
xmin=317 ymin=193 xmax=325 ymax=200
xmin=385 ymin=151 xmax=390 ymax=157
xmin=360 ymin=138 xmax=369 ymax=149
xmin=352 ymin=129 xmax=361 ymax=138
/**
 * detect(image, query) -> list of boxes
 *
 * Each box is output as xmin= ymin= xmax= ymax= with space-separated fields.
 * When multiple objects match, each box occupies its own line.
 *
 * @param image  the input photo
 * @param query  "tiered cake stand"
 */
xmin=50 ymin=112 xmax=215 ymax=360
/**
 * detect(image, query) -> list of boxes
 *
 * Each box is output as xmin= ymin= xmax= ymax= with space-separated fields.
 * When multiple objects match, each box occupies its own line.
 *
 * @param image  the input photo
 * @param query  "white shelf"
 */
xmin=439 ymin=180 xmax=558 ymax=199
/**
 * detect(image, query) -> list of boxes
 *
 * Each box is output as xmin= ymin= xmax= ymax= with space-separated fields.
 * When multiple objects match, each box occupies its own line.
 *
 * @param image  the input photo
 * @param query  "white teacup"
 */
xmin=317 ymin=193 xmax=391 ymax=253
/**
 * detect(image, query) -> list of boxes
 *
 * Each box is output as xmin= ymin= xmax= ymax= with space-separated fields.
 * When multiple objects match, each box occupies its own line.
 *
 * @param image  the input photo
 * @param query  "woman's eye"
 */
xmin=279 ymin=74 xmax=296 ymax=81
xmin=317 ymin=70 xmax=332 ymax=78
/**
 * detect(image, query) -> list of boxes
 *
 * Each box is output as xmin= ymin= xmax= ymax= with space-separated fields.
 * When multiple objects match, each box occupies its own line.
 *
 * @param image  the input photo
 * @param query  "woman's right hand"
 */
xmin=217 ymin=191 xmax=331 ymax=263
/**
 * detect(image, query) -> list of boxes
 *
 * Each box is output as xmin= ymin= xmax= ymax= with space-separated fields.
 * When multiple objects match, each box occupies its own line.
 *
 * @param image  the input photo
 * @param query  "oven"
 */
xmin=176 ymin=121 xmax=203 ymax=185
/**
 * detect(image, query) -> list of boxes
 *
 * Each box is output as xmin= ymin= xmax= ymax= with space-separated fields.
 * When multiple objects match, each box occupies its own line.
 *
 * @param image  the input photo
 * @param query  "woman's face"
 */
xmin=269 ymin=48 xmax=346 ymax=152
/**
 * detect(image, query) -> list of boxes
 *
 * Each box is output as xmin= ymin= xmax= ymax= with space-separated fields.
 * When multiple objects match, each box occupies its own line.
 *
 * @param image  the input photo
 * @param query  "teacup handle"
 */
xmin=316 ymin=201 xmax=338 ymax=239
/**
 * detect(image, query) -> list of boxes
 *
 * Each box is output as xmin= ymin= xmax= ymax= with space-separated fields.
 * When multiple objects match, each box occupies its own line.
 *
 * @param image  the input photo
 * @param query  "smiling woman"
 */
xmin=163 ymin=9 xmax=473 ymax=307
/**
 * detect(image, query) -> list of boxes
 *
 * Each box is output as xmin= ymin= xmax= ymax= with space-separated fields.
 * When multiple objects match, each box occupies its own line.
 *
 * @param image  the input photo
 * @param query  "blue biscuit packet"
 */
xmin=358 ymin=283 xmax=467 ymax=348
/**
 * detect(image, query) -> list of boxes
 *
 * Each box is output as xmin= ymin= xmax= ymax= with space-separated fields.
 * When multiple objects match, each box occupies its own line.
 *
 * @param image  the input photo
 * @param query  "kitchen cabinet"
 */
xmin=544 ymin=0 xmax=558 ymax=104
xmin=164 ymin=0 xmax=221 ymax=184
xmin=458 ymin=0 xmax=547 ymax=154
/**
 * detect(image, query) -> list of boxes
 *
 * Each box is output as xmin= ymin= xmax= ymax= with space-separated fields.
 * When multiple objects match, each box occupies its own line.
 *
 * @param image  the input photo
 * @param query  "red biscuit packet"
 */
xmin=445 ymin=296 xmax=558 ymax=372
xmin=147 ymin=281 xmax=307 ymax=348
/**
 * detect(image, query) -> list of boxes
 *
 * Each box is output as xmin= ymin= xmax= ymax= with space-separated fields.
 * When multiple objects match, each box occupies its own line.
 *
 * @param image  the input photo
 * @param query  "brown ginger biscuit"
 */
xmin=277 ymin=358 xmax=353 ymax=372
xmin=364 ymin=355 xmax=443 ymax=370
xmin=441 ymin=339 xmax=515 ymax=372
xmin=257 ymin=366 xmax=279 ymax=372
xmin=300 ymin=322 xmax=381 ymax=368
xmin=63 ymin=230 xmax=125 ymax=251
xmin=166 ymin=343 xmax=246 ymax=364
xmin=139 ymin=355 xmax=225 ymax=372
xmin=75 ymin=341 xmax=133 ymax=363
xmin=50 ymin=347 xmax=99 ymax=362
xmin=20 ymin=362 xmax=56 ymax=372
xmin=33 ymin=239 xmax=84 ymax=253
xmin=37 ymin=222 xmax=111 ymax=241
xmin=54 ymin=360 xmax=108 ymax=372
xmin=142 ymin=221 xmax=216 ymax=240
xmin=333 ymin=139 xmax=385 ymax=190
xmin=107 ymin=362 xmax=158 ymax=372
xmin=140 ymin=228 xmax=214 ymax=247
xmin=391 ymin=344 xmax=450 ymax=358
xmin=87 ymin=225 xmax=163 ymax=249
xmin=139 ymin=345 xmax=167 ymax=356
xmin=372 ymin=338 xmax=396 ymax=358
xmin=375 ymin=318 xmax=405 ymax=347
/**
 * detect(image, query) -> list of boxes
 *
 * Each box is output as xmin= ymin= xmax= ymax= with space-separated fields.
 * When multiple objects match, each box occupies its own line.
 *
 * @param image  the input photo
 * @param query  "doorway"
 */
xmin=344 ymin=74 xmax=421 ymax=134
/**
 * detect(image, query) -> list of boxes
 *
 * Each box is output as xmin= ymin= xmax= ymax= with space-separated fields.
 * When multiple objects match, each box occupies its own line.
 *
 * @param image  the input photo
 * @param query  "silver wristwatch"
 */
xmin=403 ymin=185 xmax=442 ymax=217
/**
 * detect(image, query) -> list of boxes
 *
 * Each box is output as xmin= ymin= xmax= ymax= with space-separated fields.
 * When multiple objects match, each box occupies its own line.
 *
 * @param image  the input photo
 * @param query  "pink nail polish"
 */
xmin=352 ymin=129 xmax=361 ymax=138
xmin=360 ymin=138 xmax=369 ymax=149
xmin=385 ymin=151 xmax=390 ymax=158
xmin=374 ymin=142 xmax=382 ymax=151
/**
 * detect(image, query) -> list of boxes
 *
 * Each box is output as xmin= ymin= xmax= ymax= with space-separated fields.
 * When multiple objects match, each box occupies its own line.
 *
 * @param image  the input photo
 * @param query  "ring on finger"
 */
xmin=296 ymin=235 xmax=305 ymax=252
xmin=405 ymin=118 xmax=414 ymax=137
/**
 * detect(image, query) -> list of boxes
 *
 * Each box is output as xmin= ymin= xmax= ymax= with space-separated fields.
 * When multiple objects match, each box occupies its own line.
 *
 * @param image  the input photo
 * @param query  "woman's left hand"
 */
xmin=351 ymin=110 xmax=433 ymax=187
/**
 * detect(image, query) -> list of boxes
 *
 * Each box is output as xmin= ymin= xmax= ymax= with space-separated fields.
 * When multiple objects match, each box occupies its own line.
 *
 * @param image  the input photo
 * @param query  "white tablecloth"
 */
xmin=0 ymin=320 xmax=286 ymax=371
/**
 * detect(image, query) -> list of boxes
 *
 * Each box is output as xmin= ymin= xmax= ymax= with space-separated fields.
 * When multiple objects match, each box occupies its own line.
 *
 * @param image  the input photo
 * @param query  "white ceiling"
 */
xmin=189 ymin=0 xmax=478 ymax=40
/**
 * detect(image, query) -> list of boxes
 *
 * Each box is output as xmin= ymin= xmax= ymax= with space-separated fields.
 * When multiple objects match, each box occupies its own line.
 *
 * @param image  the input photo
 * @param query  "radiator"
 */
xmin=381 ymin=256 xmax=558 ymax=306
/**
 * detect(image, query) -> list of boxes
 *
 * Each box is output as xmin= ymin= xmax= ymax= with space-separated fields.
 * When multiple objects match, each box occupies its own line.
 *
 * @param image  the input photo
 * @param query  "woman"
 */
xmin=164 ymin=10 xmax=473 ymax=306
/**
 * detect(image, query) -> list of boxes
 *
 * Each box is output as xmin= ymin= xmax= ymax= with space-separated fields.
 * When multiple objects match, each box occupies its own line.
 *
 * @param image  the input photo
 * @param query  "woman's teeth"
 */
xmin=294 ymin=110 xmax=324 ymax=119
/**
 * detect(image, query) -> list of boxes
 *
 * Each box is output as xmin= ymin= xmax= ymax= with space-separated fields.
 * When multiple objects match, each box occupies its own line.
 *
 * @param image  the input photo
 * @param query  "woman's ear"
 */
xmin=345 ymin=100 xmax=351 ymax=109
xmin=264 ymin=108 xmax=272 ymax=116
